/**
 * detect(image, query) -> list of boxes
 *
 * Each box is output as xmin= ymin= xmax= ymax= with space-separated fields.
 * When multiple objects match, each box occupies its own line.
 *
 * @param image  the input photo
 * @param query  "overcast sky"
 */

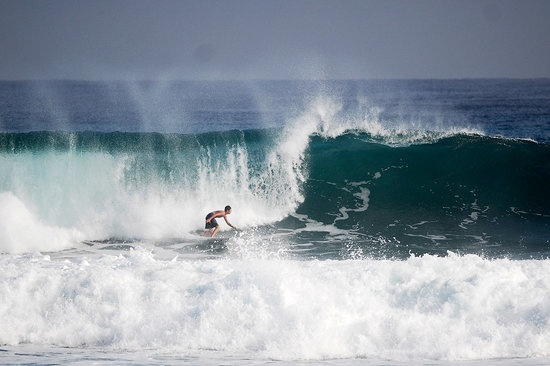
xmin=1 ymin=0 xmax=549 ymax=80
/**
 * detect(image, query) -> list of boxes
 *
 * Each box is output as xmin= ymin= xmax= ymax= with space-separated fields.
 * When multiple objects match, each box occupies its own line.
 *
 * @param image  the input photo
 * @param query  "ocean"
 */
xmin=0 ymin=79 xmax=549 ymax=365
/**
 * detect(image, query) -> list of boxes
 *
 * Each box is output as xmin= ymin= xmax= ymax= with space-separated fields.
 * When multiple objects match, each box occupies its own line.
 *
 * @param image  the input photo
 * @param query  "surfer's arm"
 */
xmin=223 ymin=216 xmax=238 ymax=230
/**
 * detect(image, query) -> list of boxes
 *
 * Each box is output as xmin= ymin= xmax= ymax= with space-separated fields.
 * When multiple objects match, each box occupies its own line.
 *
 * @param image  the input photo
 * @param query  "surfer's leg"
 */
xmin=204 ymin=217 xmax=215 ymax=236
xmin=210 ymin=226 xmax=220 ymax=237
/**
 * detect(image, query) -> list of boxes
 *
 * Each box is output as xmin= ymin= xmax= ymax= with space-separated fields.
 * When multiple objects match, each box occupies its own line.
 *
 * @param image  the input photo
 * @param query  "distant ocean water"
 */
xmin=0 ymin=79 xmax=549 ymax=365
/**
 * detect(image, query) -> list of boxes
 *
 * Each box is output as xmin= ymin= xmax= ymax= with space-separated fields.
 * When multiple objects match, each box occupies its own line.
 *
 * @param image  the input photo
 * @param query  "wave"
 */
xmin=1 ymin=251 xmax=549 ymax=361
xmin=0 ymin=97 xmax=548 ymax=255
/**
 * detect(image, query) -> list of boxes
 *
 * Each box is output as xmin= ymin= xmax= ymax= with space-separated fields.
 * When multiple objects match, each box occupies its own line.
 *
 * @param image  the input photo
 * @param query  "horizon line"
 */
xmin=1 ymin=77 xmax=549 ymax=83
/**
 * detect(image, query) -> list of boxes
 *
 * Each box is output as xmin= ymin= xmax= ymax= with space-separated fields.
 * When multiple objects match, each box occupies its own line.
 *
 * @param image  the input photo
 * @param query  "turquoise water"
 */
xmin=1 ymin=129 xmax=548 ymax=259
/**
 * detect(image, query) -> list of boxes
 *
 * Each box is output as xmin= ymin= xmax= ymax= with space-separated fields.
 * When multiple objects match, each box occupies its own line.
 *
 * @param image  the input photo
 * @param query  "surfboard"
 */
xmin=193 ymin=237 xmax=228 ymax=254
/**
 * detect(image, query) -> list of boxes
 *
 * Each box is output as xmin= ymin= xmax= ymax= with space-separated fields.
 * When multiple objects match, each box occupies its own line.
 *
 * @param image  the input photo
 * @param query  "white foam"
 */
xmin=0 ymin=192 xmax=83 ymax=253
xmin=0 ymin=251 xmax=548 ymax=362
xmin=0 ymin=137 xmax=305 ymax=253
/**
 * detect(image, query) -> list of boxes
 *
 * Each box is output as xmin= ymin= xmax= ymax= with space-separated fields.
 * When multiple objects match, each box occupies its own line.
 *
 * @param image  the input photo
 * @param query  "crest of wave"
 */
xmin=279 ymin=95 xmax=484 ymax=147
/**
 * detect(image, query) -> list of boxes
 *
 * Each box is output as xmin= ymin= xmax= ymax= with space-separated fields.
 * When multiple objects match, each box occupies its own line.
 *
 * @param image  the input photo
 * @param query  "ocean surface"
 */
xmin=0 ymin=79 xmax=549 ymax=365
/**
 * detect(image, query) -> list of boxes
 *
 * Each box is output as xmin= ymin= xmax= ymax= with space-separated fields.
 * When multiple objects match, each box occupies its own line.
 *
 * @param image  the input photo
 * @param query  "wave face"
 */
xmin=1 ymin=128 xmax=549 ymax=258
xmin=300 ymin=133 xmax=550 ymax=258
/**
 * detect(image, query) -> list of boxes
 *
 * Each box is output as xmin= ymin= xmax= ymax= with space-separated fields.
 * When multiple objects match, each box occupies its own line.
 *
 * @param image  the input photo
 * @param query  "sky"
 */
xmin=1 ymin=0 xmax=549 ymax=80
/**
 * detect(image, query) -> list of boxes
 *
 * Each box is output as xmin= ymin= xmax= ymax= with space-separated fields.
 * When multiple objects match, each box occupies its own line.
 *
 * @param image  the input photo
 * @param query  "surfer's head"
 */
xmin=224 ymin=205 xmax=232 ymax=214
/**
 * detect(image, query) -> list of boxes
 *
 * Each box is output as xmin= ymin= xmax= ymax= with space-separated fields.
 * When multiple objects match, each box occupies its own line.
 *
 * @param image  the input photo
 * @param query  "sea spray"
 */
xmin=0 ymin=127 xmax=311 ymax=252
xmin=0 ymin=96 xmax=363 ymax=253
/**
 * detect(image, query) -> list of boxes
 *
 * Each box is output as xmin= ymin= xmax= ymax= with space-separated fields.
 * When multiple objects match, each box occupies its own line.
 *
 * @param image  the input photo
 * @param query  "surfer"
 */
xmin=203 ymin=205 xmax=238 ymax=237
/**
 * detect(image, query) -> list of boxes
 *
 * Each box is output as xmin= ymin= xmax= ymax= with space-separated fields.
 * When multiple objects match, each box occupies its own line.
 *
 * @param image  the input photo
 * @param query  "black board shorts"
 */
xmin=205 ymin=213 xmax=219 ymax=229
